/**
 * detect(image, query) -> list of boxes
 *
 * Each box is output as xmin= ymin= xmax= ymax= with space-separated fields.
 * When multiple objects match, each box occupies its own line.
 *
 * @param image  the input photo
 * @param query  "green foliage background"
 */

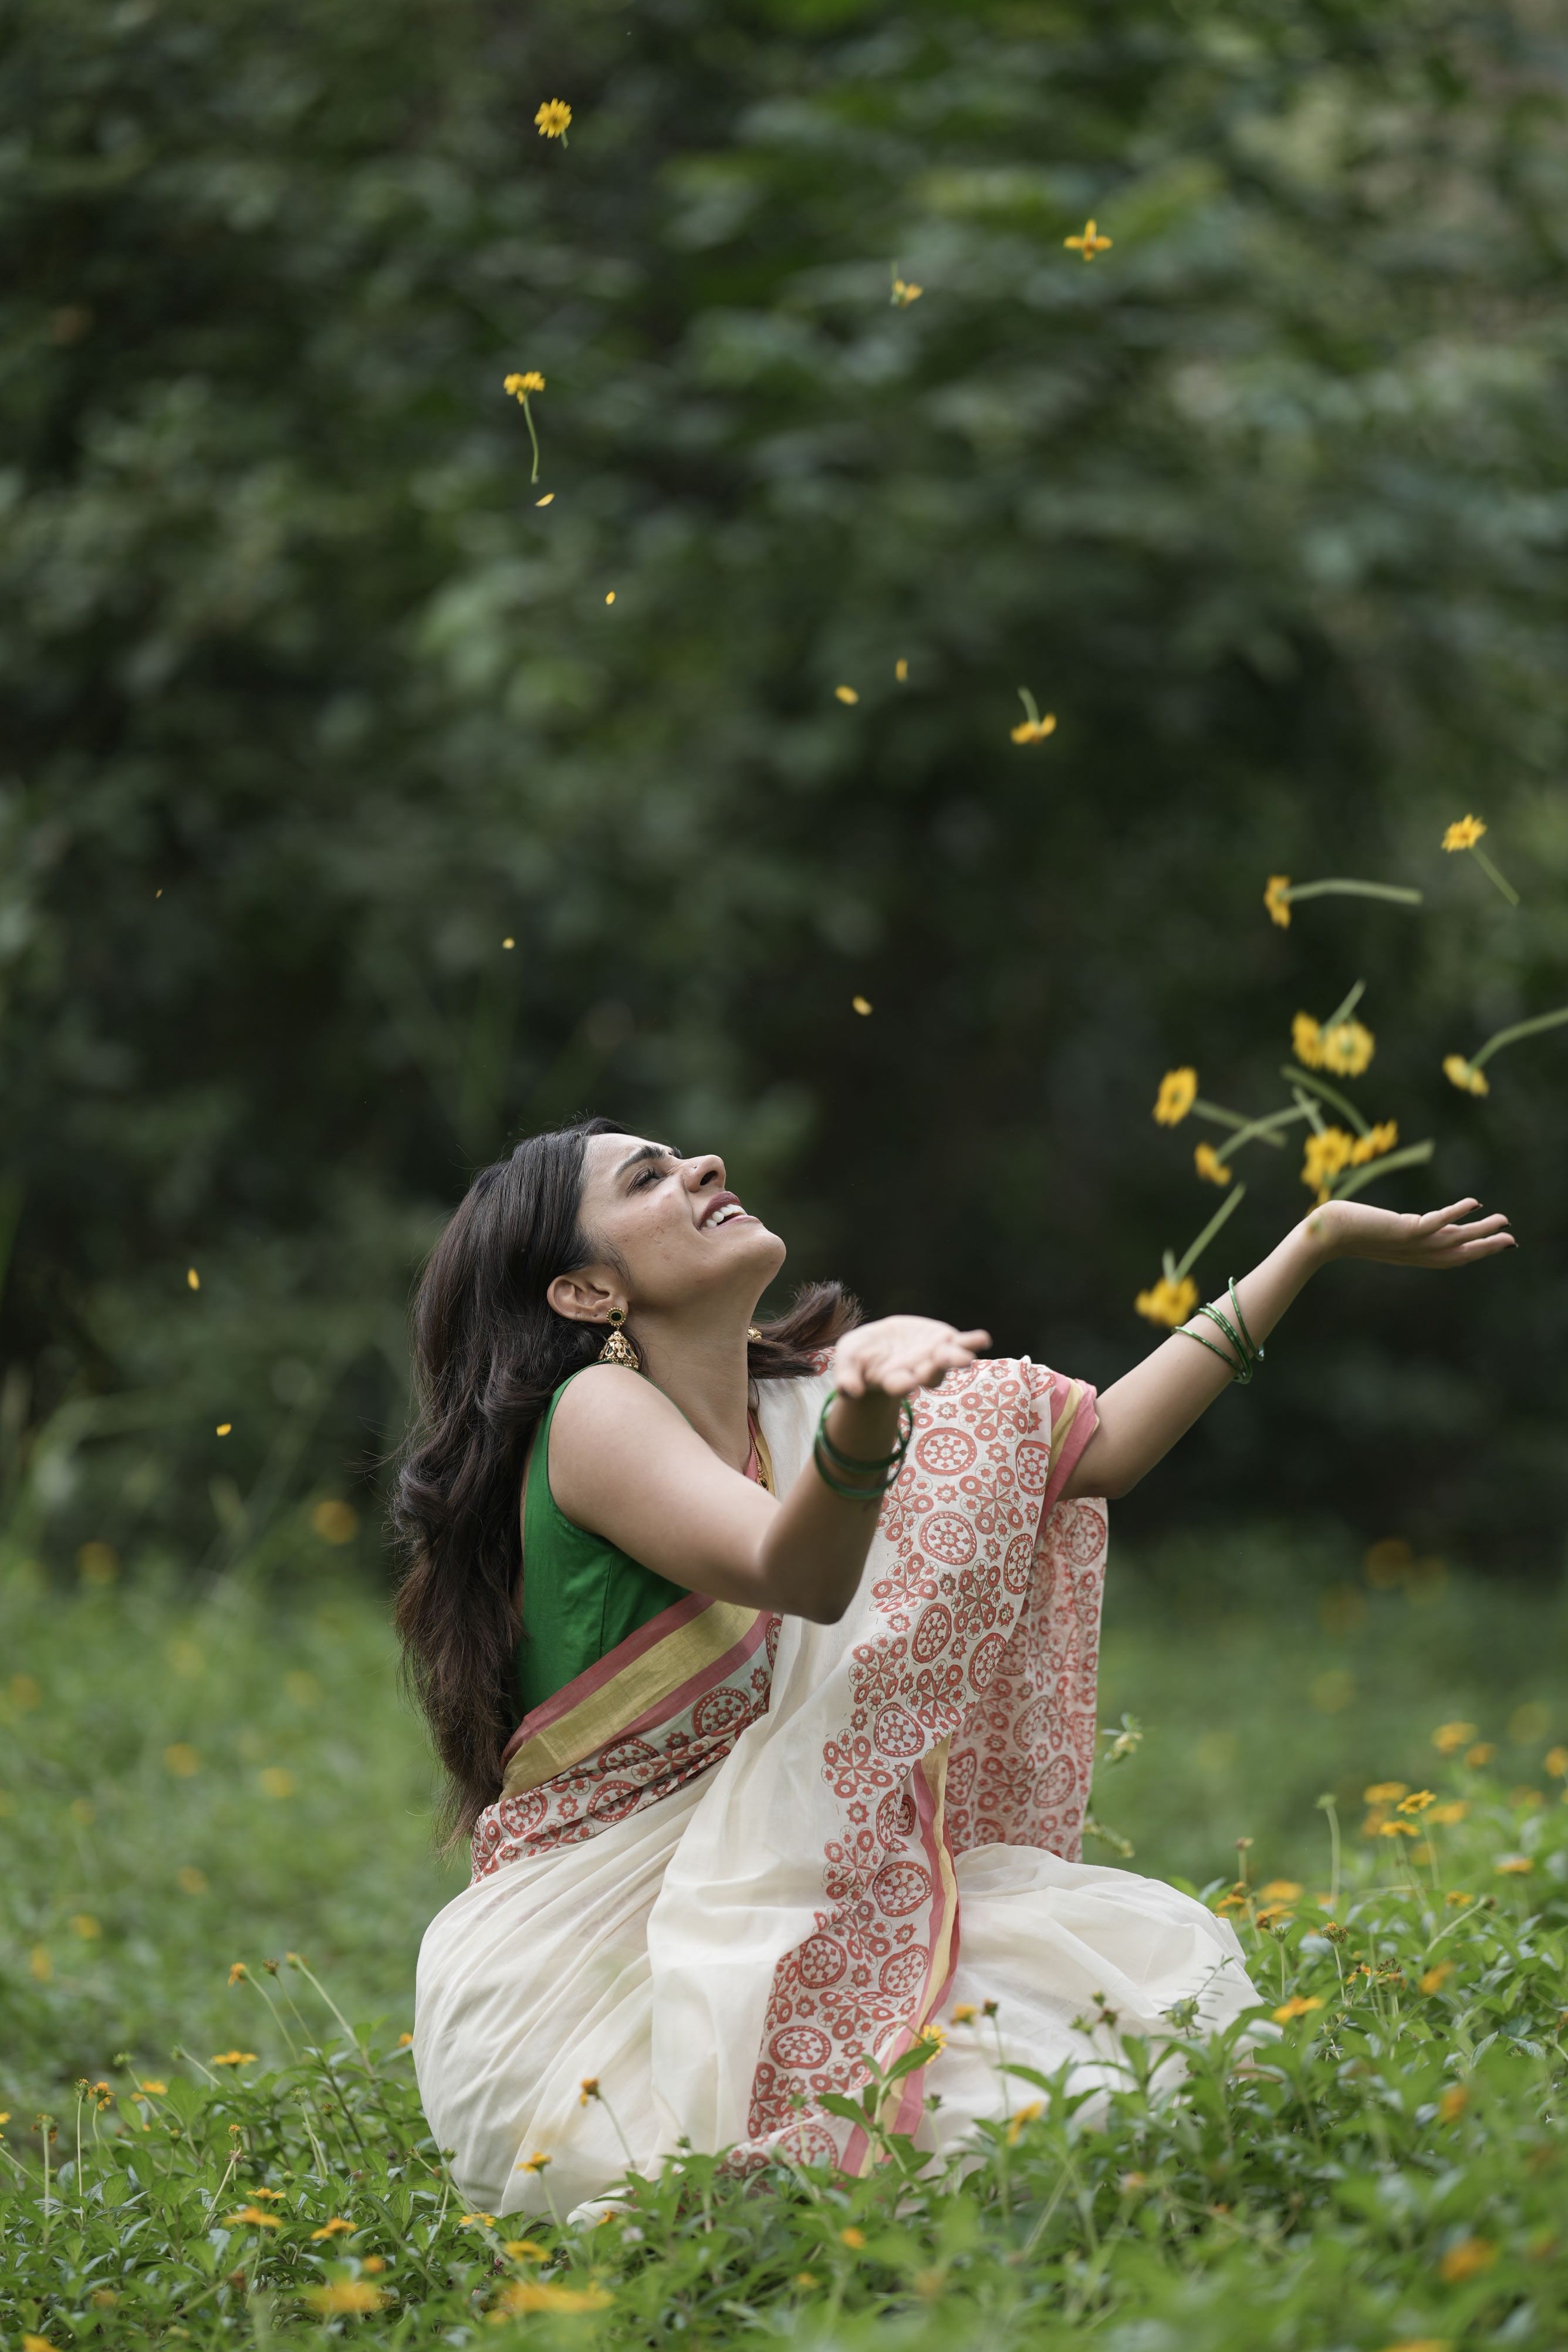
xmin=3 ymin=0 xmax=1566 ymax=1573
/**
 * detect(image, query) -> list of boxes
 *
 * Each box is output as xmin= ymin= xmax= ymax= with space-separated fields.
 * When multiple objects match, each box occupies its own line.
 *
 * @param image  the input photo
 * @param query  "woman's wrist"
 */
xmin=825 ymin=1388 xmax=904 ymax=1460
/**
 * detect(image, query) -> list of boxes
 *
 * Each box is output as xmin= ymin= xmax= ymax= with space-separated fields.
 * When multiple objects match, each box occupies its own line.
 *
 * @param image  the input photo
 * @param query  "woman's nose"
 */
xmin=687 ymin=1154 xmax=726 ymax=1192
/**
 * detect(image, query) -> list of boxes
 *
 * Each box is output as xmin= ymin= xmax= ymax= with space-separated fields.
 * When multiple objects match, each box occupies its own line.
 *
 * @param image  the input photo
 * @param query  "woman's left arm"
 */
xmin=1062 ymin=1196 xmax=1515 ymax=1502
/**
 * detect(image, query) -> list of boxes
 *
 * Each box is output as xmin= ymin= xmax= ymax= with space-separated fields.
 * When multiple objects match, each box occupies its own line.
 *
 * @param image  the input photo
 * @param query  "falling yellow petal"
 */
xmin=536 ymin=493 xmax=554 ymax=507
xmin=604 ymin=591 xmax=616 ymax=605
xmin=502 ymin=937 xmax=515 ymax=949
xmin=187 ymin=1268 xmax=200 ymax=1290
xmin=895 ymin=658 xmax=908 ymax=682
xmin=834 ymin=684 xmax=859 ymax=704
xmin=215 ymin=1422 xmax=232 ymax=1436
xmin=851 ymin=995 xmax=873 ymax=1016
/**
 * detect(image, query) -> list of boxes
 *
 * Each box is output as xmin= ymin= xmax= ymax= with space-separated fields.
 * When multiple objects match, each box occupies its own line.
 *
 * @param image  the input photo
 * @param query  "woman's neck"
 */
xmin=635 ymin=1318 xmax=755 ymax=1474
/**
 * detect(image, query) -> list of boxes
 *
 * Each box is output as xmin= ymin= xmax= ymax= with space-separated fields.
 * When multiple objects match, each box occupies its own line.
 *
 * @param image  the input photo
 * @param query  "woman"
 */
xmin=397 ymin=1117 xmax=1512 ymax=2216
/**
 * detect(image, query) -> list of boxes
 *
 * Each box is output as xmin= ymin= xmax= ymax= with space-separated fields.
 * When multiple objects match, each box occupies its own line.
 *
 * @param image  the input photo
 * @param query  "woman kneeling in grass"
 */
xmin=394 ymin=1118 xmax=1512 ymax=2215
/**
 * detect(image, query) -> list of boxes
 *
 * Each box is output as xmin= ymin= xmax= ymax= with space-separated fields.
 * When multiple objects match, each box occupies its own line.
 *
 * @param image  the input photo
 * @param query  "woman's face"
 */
xmin=565 ymin=1133 xmax=786 ymax=1323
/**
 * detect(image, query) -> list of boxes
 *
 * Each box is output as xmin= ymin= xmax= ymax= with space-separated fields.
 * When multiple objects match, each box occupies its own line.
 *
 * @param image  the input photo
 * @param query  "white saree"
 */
xmin=413 ymin=1357 xmax=1259 ymax=2216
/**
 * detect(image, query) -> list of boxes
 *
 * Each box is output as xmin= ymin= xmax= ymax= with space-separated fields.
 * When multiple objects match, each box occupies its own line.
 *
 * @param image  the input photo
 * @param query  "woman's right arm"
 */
xmin=548 ymin=1315 xmax=989 ymax=1624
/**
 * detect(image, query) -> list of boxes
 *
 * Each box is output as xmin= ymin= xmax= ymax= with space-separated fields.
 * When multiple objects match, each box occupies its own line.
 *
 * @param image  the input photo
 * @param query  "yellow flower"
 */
xmin=1494 ymin=1854 xmax=1533 ymax=1874
xmin=497 ymin=2283 xmax=611 ymax=2314
xmin=890 ymin=278 xmax=923 ymax=305
xmin=362 ymin=2258 xmax=386 ymax=2274
xmin=1271 ymin=1996 xmax=1323 ymax=2022
xmin=1194 ymin=1142 xmax=1232 ymax=1187
xmin=1349 ymin=1120 xmax=1398 ymax=1165
xmin=1442 ymin=815 xmax=1486 ymax=851
xmin=1444 ymin=1890 xmax=1474 ymax=1907
xmin=520 ymin=2151 xmax=552 ymax=2173
xmin=1319 ymin=1019 xmax=1374 ymax=1077
xmin=1264 ymin=873 xmax=1292 ymax=928
xmin=247 ymin=2187 xmax=283 ymax=2200
xmin=1364 ymin=1780 xmax=1408 ymax=1803
xmin=306 ymin=2283 xmax=386 ymax=2314
xmin=1010 ymin=712 xmax=1057 ymax=744
xmin=1466 ymin=1742 xmax=1495 ymax=1766
xmin=579 ymin=2077 xmax=600 ymax=2106
xmin=1432 ymin=1721 xmax=1475 ymax=1755
xmin=1291 ymin=1012 xmax=1323 ymax=1066
xmin=1438 ymin=2083 xmax=1468 ymax=2122
xmin=1544 ymin=1743 xmax=1568 ymax=1777
xmin=533 ymin=100 xmax=572 ymax=141
xmin=1260 ymin=1880 xmax=1302 ymax=1901
xmin=69 ymin=1914 xmax=100 ymax=1939
xmin=210 ymin=2052 xmax=258 ymax=2067
xmin=502 ymin=2240 xmax=549 ymax=2260
xmin=503 ymin=370 xmax=546 ymax=397
xmin=459 ymin=2216 xmax=496 ymax=2228
xmin=917 ymin=2023 xmax=946 ymax=2056
xmin=1378 ymin=1819 xmax=1418 ymax=1838
xmin=310 ymin=2218 xmax=356 ymax=2240
xmin=1064 ymin=218 xmax=1113 ymax=259
xmin=834 ymin=684 xmax=859 ymax=704
xmin=228 ymin=1962 xmax=247 ymax=1983
xmin=950 ymin=2003 xmax=978 ymax=2024
xmin=793 ymin=2272 xmax=819 ymax=2289
xmin=310 ymin=1498 xmax=357 ymax=1545
xmin=138 ymin=2080 xmax=167 ymax=2096
xmin=22 ymin=2337 xmax=56 ymax=2351
xmin=1301 ymin=1127 xmax=1356 ymax=1199
xmin=1135 ymin=1276 xmax=1199 ymax=1329
xmin=1438 ymin=2236 xmax=1496 ymax=2283
xmin=1427 ymin=1801 xmax=1466 ymax=1825
xmin=1420 ymin=1962 xmax=1454 ymax=1993
xmin=839 ymin=2226 xmax=866 ymax=2249
xmin=1443 ymin=1054 xmax=1489 ymax=1096
xmin=227 ymin=2207 xmax=281 ymax=2229
xmin=1397 ymin=1789 xmax=1435 ymax=1814
xmin=164 ymin=1743 xmax=200 ymax=1776
xmin=1005 ymin=2100 xmax=1044 ymax=2146
xmin=1153 ymin=1066 xmax=1197 ymax=1126
xmin=397 ymin=2031 xmax=414 ymax=2047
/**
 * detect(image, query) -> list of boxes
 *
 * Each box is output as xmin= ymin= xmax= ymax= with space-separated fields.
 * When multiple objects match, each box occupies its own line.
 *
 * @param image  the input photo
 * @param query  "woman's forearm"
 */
xmin=755 ymin=1387 xmax=904 ymax=1621
xmin=1065 ymin=1218 xmax=1329 ymax=1500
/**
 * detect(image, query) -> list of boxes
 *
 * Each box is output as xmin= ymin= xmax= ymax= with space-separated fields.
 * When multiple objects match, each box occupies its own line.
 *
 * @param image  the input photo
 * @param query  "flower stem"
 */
xmin=1212 ymin=1103 xmax=1309 ymax=1164
xmin=1192 ymin=1099 xmax=1286 ymax=1150
xmin=1017 ymin=687 xmax=1040 ymax=728
xmin=1471 ymin=1001 xmax=1568 ymax=1070
xmin=1171 ymin=1181 xmax=1247 ymax=1285
xmin=1285 ymin=879 xmax=1424 ymax=910
xmin=522 ymin=393 xmax=541 ymax=485
xmin=1280 ymin=1064 xmax=1371 ymax=1137
xmin=1320 ymin=978 xmax=1366 ymax=1031
xmin=1467 ymin=844 xmax=1519 ymax=907
xmin=1330 ymin=1138 xmax=1435 ymax=1199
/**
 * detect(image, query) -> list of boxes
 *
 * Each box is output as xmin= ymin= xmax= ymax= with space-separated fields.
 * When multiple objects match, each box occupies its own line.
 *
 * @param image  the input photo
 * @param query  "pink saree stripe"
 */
xmin=1039 ymin=1374 xmax=1098 ymax=1515
xmin=501 ymin=1589 xmax=712 ymax=1768
xmin=616 ymin=1608 xmax=774 ymax=1747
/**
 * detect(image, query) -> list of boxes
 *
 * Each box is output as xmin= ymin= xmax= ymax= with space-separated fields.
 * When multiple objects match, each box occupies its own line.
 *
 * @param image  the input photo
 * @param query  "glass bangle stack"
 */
xmin=1175 ymin=1276 xmax=1266 ymax=1384
xmin=812 ymin=1390 xmax=915 ymax=1501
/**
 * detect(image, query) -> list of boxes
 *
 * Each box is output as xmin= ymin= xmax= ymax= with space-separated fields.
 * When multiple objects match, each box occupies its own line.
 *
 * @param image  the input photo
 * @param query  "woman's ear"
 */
xmin=546 ymin=1270 xmax=621 ymax=1326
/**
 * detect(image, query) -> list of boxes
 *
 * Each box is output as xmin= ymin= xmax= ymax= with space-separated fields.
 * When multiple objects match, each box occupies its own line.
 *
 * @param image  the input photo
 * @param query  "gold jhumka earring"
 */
xmin=597 ymin=1305 xmax=640 ymax=1371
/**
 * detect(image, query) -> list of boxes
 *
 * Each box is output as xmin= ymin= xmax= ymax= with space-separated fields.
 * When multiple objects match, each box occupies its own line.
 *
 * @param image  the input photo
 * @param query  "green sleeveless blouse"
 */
xmin=516 ymin=1369 xmax=688 ymax=1721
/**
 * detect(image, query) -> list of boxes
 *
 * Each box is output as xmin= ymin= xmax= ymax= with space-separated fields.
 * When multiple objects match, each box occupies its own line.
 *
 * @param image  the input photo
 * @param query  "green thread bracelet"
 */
xmin=1174 ymin=1280 xmax=1264 ymax=1385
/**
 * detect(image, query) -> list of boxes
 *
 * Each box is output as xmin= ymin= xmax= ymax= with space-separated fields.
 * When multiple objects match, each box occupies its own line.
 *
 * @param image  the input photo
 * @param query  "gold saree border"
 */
xmin=501 ymin=1599 xmax=763 ymax=1797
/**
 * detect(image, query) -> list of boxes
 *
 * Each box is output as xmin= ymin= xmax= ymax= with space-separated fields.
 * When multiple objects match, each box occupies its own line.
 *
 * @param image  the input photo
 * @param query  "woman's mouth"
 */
xmin=700 ymin=1197 xmax=753 ymax=1231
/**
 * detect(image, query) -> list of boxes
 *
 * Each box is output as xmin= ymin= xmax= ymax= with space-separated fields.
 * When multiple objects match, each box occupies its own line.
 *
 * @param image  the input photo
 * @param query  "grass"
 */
xmin=3 ymin=1523 xmax=1566 ymax=2347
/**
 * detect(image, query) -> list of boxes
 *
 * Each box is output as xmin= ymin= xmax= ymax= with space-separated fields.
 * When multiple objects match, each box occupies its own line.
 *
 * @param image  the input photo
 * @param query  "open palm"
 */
xmin=1310 ymin=1196 xmax=1515 ymax=1269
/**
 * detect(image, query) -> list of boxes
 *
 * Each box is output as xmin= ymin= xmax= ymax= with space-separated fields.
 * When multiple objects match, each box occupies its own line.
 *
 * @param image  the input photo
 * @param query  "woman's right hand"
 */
xmin=831 ymin=1314 xmax=991 ymax=1400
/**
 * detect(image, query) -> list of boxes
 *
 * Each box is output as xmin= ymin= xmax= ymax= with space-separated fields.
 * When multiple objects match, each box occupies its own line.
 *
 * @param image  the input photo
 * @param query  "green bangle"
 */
xmin=1174 ymin=1323 xmax=1245 ymax=1378
xmin=816 ymin=1391 xmax=914 ymax=1474
xmin=812 ymin=1440 xmax=896 ymax=1504
xmin=1226 ymin=1277 xmax=1264 ymax=1370
xmin=1175 ymin=1302 xmax=1255 ymax=1383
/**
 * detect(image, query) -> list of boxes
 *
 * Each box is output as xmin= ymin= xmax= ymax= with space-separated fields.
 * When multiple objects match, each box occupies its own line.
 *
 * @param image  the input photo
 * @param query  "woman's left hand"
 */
xmin=832 ymin=1314 xmax=991 ymax=1400
xmin=1305 ymin=1196 xmax=1515 ymax=1269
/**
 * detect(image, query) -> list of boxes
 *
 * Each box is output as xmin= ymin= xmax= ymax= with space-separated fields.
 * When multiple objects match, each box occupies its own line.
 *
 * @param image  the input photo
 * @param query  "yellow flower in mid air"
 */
xmin=1010 ymin=712 xmax=1057 ymax=744
xmin=834 ymin=684 xmax=859 ymax=705
xmin=533 ymin=100 xmax=572 ymax=141
xmin=1397 ymin=1789 xmax=1435 ymax=1814
xmin=890 ymin=277 xmax=923 ymax=306
xmin=1442 ymin=815 xmax=1486 ymax=851
xmin=1301 ymin=1127 xmax=1356 ymax=1200
xmin=1292 ymin=1012 xmax=1323 ymax=1066
xmin=1319 ymin=1018 xmax=1374 ymax=1076
xmin=950 ymin=2003 xmax=978 ymax=2024
xmin=1264 ymin=874 xmax=1292 ymax=928
xmin=1194 ymin=1142 xmax=1232 ymax=1187
xmin=1349 ymin=1120 xmax=1398 ymax=1166
xmin=503 ymin=371 xmax=545 ymax=397
xmin=1443 ymin=1053 xmax=1489 ymax=1096
xmin=1064 ymin=218 xmax=1113 ymax=259
xmin=1153 ymin=1066 xmax=1197 ymax=1126
xmin=1134 ymin=1276 xmax=1199 ymax=1328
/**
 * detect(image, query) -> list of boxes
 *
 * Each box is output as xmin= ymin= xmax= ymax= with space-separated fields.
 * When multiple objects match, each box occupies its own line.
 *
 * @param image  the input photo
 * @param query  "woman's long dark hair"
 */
xmin=390 ymin=1116 xmax=859 ymax=1844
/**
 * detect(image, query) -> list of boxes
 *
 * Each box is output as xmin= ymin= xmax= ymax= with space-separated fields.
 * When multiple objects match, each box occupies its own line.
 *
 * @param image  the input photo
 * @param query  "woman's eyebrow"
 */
xmin=614 ymin=1142 xmax=678 ymax=1180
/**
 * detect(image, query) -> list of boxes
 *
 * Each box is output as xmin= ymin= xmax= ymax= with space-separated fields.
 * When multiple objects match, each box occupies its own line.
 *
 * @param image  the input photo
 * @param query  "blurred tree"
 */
xmin=1 ymin=0 xmax=1564 ymax=1570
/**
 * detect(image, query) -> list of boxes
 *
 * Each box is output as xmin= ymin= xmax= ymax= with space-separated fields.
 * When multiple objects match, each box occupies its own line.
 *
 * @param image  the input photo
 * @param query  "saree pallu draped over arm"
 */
xmin=414 ymin=1359 xmax=1260 ymax=2216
